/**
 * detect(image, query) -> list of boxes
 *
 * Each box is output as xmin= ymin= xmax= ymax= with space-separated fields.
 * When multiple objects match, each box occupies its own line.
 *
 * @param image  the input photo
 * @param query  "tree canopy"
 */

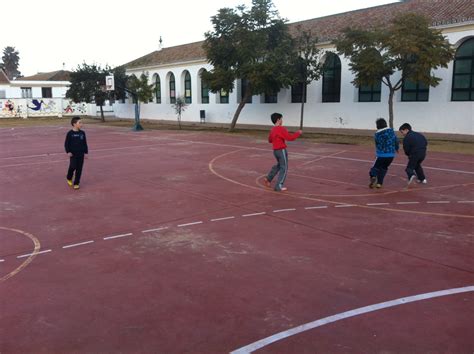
xmin=1 ymin=46 xmax=21 ymax=79
xmin=203 ymin=0 xmax=296 ymax=131
xmin=335 ymin=13 xmax=454 ymax=128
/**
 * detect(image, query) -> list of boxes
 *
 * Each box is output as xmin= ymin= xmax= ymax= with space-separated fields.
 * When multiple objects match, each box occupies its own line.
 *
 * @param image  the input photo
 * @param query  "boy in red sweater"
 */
xmin=264 ymin=113 xmax=302 ymax=191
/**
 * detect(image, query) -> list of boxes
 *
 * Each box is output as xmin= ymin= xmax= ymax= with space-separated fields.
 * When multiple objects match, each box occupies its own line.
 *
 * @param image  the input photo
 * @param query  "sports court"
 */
xmin=1 ymin=122 xmax=473 ymax=353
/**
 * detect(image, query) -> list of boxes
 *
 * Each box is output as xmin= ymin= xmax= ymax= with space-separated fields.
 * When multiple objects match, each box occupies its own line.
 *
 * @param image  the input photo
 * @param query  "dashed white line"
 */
xmin=335 ymin=204 xmax=355 ymax=208
xmin=242 ymin=212 xmax=266 ymax=217
xmin=458 ymin=201 xmax=474 ymax=204
xmin=427 ymin=201 xmax=451 ymax=204
xmin=177 ymin=221 xmax=203 ymax=227
xmin=305 ymin=206 xmax=328 ymax=210
xmin=396 ymin=202 xmax=420 ymax=205
xmin=103 ymin=233 xmax=133 ymax=240
xmin=211 ymin=216 xmax=236 ymax=222
xmin=366 ymin=203 xmax=390 ymax=206
xmin=17 ymin=249 xmax=52 ymax=259
xmin=273 ymin=208 xmax=296 ymax=213
xmin=142 ymin=227 xmax=169 ymax=233
xmin=62 ymin=241 xmax=94 ymax=249
xmin=0 ymin=259 xmax=5 ymax=263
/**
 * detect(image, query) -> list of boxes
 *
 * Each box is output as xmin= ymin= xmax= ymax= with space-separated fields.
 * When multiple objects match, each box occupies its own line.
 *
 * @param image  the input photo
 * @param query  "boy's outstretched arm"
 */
xmin=282 ymin=127 xmax=302 ymax=141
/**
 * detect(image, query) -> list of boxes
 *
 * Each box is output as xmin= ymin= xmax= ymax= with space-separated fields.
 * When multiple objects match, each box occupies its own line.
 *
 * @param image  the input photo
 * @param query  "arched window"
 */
xmin=401 ymin=77 xmax=429 ymax=102
xmin=184 ymin=71 xmax=192 ymax=103
xmin=452 ymin=38 xmax=474 ymax=101
xmin=155 ymin=75 xmax=161 ymax=104
xmin=322 ymin=53 xmax=341 ymax=102
xmin=291 ymin=82 xmax=306 ymax=103
xmin=359 ymin=82 xmax=381 ymax=102
xmin=219 ymin=89 xmax=229 ymax=104
xmin=169 ymin=73 xmax=176 ymax=104
xmin=241 ymin=78 xmax=252 ymax=103
xmin=200 ymin=70 xmax=210 ymax=104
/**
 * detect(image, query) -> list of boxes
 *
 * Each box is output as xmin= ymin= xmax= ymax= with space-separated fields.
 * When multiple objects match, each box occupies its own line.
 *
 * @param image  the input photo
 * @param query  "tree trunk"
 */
xmin=99 ymin=105 xmax=105 ymax=122
xmin=388 ymin=88 xmax=395 ymax=129
xmin=229 ymin=90 xmax=252 ymax=132
xmin=299 ymin=83 xmax=306 ymax=130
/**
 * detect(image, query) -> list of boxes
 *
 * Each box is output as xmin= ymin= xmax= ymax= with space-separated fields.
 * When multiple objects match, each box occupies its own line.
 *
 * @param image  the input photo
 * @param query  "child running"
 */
xmin=369 ymin=118 xmax=399 ymax=188
xmin=399 ymin=123 xmax=428 ymax=186
xmin=264 ymin=113 xmax=302 ymax=191
xmin=65 ymin=117 xmax=88 ymax=190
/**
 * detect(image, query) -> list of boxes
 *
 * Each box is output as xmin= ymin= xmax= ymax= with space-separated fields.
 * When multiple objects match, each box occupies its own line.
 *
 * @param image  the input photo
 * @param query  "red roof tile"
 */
xmin=19 ymin=70 xmax=71 ymax=81
xmin=0 ymin=69 xmax=10 ymax=84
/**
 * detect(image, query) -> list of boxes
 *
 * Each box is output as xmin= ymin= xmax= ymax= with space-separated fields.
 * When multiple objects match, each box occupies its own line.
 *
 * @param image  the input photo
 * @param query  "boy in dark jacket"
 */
xmin=369 ymin=118 xmax=399 ymax=188
xmin=399 ymin=123 xmax=428 ymax=186
xmin=264 ymin=113 xmax=302 ymax=191
xmin=65 ymin=117 xmax=88 ymax=189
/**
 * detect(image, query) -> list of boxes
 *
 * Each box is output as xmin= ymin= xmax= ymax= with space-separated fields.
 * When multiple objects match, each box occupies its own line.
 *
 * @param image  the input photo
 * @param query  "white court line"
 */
xmin=335 ymin=204 xmax=355 ymax=208
xmin=231 ymin=285 xmax=474 ymax=354
xmin=427 ymin=201 xmax=451 ymax=204
xmin=305 ymin=206 xmax=328 ymax=210
xmin=62 ymin=241 xmax=94 ymax=249
xmin=103 ymin=233 xmax=133 ymax=240
xmin=0 ymin=259 xmax=4 ymax=263
xmin=366 ymin=203 xmax=390 ymax=206
xmin=178 ymin=221 xmax=203 ymax=227
xmin=273 ymin=208 xmax=296 ymax=213
xmin=211 ymin=216 xmax=236 ymax=222
xmin=142 ymin=226 xmax=169 ymax=233
xmin=396 ymin=202 xmax=420 ymax=205
xmin=458 ymin=201 xmax=474 ymax=204
xmin=242 ymin=212 xmax=266 ymax=217
xmin=16 ymin=249 xmax=52 ymax=259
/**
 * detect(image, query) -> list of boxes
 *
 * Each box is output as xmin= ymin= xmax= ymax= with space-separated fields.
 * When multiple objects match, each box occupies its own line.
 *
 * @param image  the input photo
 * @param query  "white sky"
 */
xmin=5 ymin=0 xmax=397 ymax=76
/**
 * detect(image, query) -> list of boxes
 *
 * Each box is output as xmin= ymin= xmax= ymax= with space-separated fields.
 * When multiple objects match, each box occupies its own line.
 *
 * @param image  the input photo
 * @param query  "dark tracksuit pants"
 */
xmin=370 ymin=157 xmax=394 ymax=185
xmin=406 ymin=152 xmax=426 ymax=181
xmin=267 ymin=149 xmax=288 ymax=191
xmin=67 ymin=154 xmax=85 ymax=185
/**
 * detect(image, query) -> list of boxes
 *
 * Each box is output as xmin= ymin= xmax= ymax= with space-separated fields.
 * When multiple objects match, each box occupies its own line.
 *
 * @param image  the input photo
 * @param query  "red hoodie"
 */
xmin=268 ymin=126 xmax=301 ymax=150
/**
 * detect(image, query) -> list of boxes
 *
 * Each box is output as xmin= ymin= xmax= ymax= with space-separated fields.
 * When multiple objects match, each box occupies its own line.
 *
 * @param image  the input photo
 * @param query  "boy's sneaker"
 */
xmin=369 ymin=176 xmax=378 ymax=189
xmin=418 ymin=179 xmax=427 ymax=184
xmin=407 ymin=175 xmax=416 ymax=186
xmin=67 ymin=179 xmax=73 ymax=187
xmin=263 ymin=177 xmax=271 ymax=188
xmin=280 ymin=187 xmax=288 ymax=192
xmin=375 ymin=184 xmax=382 ymax=189
xmin=73 ymin=185 xmax=80 ymax=190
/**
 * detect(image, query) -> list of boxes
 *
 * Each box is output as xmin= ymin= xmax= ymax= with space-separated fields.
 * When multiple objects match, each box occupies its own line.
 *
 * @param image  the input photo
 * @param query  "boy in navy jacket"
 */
xmin=399 ymin=123 xmax=428 ymax=186
xmin=65 ymin=117 xmax=88 ymax=189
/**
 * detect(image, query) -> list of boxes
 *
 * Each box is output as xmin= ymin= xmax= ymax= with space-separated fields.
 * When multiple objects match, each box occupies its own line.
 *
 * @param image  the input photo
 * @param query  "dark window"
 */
xmin=401 ymin=78 xmax=429 ymax=102
xmin=241 ymin=79 xmax=252 ymax=103
xmin=264 ymin=91 xmax=278 ymax=103
xmin=291 ymin=82 xmax=307 ymax=103
xmin=359 ymin=81 xmax=381 ymax=102
xmin=169 ymin=73 xmax=176 ymax=104
xmin=220 ymin=89 xmax=229 ymax=104
xmin=155 ymin=75 xmax=161 ymax=103
xmin=42 ymin=87 xmax=52 ymax=98
xmin=201 ymin=72 xmax=210 ymax=104
xmin=322 ymin=53 xmax=341 ymax=102
xmin=452 ymin=38 xmax=474 ymax=101
xmin=184 ymin=71 xmax=192 ymax=104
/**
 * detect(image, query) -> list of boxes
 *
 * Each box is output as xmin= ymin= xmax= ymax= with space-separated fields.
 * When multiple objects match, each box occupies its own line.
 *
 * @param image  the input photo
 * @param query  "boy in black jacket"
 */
xmin=399 ymin=123 xmax=427 ymax=186
xmin=65 ymin=117 xmax=88 ymax=189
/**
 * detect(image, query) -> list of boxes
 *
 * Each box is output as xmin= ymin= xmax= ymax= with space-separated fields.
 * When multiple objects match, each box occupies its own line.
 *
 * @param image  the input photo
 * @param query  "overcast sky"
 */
xmin=5 ymin=0 xmax=397 ymax=77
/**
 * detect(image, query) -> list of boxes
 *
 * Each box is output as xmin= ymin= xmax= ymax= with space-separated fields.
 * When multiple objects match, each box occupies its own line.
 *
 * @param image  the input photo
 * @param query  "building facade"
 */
xmin=118 ymin=0 xmax=473 ymax=134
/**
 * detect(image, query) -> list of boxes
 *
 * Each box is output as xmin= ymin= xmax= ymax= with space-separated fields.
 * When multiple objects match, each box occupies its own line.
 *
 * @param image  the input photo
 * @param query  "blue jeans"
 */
xmin=267 ymin=149 xmax=288 ymax=191
xmin=370 ymin=157 xmax=394 ymax=185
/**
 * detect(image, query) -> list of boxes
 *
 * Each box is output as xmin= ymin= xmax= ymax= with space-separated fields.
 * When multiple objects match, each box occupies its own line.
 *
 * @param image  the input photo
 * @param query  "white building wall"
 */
xmin=116 ymin=27 xmax=474 ymax=135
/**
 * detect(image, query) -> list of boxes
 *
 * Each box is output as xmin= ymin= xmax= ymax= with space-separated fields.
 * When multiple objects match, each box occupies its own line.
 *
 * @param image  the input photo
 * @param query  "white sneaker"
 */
xmin=407 ymin=175 xmax=416 ymax=186
xmin=418 ymin=179 xmax=427 ymax=184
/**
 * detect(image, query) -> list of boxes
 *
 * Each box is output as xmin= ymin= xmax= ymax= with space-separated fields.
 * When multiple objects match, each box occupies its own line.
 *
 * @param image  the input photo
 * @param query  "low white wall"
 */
xmin=0 ymin=98 xmax=94 ymax=118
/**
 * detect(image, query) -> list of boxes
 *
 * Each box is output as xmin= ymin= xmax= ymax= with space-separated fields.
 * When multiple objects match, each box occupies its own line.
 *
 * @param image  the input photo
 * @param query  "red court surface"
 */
xmin=1 ymin=123 xmax=473 ymax=353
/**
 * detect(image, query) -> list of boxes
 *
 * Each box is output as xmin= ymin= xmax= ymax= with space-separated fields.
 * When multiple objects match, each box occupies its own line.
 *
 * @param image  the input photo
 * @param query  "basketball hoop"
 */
xmin=105 ymin=75 xmax=115 ymax=91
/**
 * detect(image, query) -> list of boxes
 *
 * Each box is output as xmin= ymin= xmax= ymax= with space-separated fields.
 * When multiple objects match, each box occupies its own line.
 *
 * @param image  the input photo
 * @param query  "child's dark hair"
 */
xmin=71 ymin=116 xmax=81 ymax=126
xmin=399 ymin=123 xmax=412 ymax=131
xmin=376 ymin=118 xmax=387 ymax=130
xmin=271 ymin=113 xmax=282 ymax=125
